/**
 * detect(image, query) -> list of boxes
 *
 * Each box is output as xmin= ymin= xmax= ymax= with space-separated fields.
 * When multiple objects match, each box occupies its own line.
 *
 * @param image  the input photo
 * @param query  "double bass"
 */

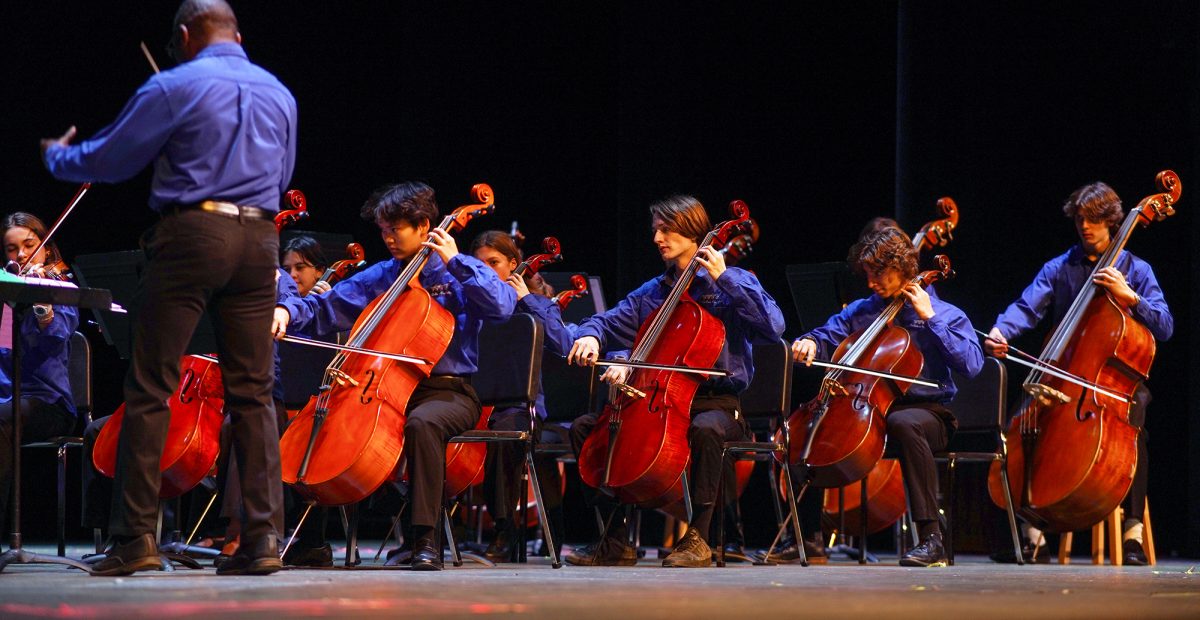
xmin=781 ymin=256 xmax=955 ymax=489
xmin=988 ymin=170 xmax=1180 ymax=532
xmin=280 ymin=184 xmax=496 ymax=506
xmin=578 ymin=202 xmax=754 ymax=507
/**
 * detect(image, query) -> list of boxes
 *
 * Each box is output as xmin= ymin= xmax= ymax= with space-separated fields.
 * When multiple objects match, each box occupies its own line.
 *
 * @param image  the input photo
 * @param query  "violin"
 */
xmin=578 ymin=201 xmax=754 ymax=507
xmin=280 ymin=183 xmax=496 ymax=505
xmin=93 ymin=354 xmax=225 ymax=498
xmin=275 ymin=189 xmax=310 ymax=233
xmin=988 ymin=170 xmax=1179 ymax=532
xmin=781 ymin=256 xmax=955 ymax=488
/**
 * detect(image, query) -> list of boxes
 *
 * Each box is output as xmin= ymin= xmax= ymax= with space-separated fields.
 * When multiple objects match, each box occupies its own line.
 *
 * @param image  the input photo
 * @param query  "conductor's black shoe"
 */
xmin=662 ymin=528 xmax=712 ymax=568
xmin=411 ymin=534 xmax=443 ymax=571
xmin=900 ymin=532 xmax=947 ymax=567
xmin=990 ymin=543 xmax=1049 ymax=564
xmin=283 ymin=542 xmax=334 ymax=568
xmin=1123 ymin=540 xmax=1149 ymax=566
xmin=217 ymin=534 xmax=283 ymax=575
xmin=565 ymin=534 xmax=637 ymax=566
xmin=90 ymin=533 xmax=161 ymax=576
xmin=763 ymin=538 xmax=827 ymax=564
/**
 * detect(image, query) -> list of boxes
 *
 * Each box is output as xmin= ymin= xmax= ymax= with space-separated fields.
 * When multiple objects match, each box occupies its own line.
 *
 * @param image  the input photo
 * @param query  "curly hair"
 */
xmin=849 ymin=227 xmax=918 ymax=280
xmin=1062 ymin=182 xmax=1123 ymax=233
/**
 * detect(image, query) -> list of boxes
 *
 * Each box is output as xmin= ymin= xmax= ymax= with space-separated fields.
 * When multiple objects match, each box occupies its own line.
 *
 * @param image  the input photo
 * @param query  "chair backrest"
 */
xmin=540 ymin=355 xmax=599 ymax=423
xmin=739 ymin=339 xmax=793 ymax=420
xmin=949 ymin=356 xmax=1006 ymax=433
xmin=472 ymin=313 xmax=544 ymax=406
xmin=68 ymin=331 xmax=92 ymax=425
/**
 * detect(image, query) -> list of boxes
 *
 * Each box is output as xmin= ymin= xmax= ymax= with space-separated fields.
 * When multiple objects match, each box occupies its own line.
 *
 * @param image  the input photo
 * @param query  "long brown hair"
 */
xmin=470 ymin=230 xmax=554 ymax=297
xmin=3 ymin=212 xmax=63 ymax=267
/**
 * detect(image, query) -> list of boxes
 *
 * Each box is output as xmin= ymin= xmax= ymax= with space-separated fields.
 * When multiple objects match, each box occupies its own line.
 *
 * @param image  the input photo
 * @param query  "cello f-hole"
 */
xmin=359 ymin=370 xmax=376 ymax=405
xmin=178 ymin=369 xmax=197 ymax=404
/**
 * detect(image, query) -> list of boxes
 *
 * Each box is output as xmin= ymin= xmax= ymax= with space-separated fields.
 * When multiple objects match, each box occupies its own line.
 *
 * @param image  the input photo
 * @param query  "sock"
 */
xmin=1023 ymin=524 xmax=1045 ymax=547
xmin=917 ymin=519 xmax=940 ymax=540
xmin=1123 ymin=521 xmax=1144 ymax=544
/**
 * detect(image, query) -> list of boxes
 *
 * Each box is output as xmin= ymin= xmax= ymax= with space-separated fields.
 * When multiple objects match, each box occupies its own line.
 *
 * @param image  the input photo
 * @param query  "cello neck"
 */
xmin=628 ymin=229 xmax=718 ymax=362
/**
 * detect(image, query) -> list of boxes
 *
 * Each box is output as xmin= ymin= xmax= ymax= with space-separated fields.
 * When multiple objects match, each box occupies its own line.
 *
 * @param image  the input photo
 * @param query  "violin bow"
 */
xmin=280 ymin=335 xmax=432 ymax=366
xmin=794 ymin=358 xmax=939 ymax=388
xmin=571 ymin=357 xmax=730 ymax=377
xmin=18 ymin=183 xmax=92 ymax=276
xmin=975 ymin=330 xmax=1129 ymax=404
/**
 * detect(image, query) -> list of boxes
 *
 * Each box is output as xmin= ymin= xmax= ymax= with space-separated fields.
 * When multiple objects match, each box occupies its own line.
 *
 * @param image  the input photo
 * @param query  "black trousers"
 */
xmin=885 ymin=405 xmax=951 ymax=524
xmin=568 ymin=393 xmax=747 ymax=543
xmin=111 ymin=211 xmax=282 ymax=544
xmin=483 ymin=406 xmax=535 ymax=525
xmin=80 ymin=415 xmax=110 ymax=530
xmin=405 ymin=377 xmax=480 ymax=528
xmin=1 ymin=397 xmax=75 ymax=535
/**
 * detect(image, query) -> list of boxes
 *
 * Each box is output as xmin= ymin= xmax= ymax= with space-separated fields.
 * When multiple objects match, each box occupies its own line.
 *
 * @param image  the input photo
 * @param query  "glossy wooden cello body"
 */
xmin=578 ymin=202 xmax=754 ymax=507
xmin=987 ymin=171 xmax=1179 ymax=532
xmin=782 ymin=256 xmax=954 ymax=488
xmin=280 ymin=184 xmax=496 ymax=506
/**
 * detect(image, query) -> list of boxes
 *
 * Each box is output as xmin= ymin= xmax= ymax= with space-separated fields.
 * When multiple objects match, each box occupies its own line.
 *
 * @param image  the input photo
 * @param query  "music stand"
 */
xmin=0 ymin=272 xmax=112 ymax=573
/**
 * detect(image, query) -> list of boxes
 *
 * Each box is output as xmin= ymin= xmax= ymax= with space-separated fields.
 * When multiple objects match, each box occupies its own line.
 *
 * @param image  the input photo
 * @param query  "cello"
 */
xmin=577 ymin=201 xmax=754 ymax=507
xmin=987 ymin=170 xmax=1179 ymax=532
xmin=279 ymin=183 xmax=496 ymax=506
xmin=781 ymin=255 xmax=955 ymax=489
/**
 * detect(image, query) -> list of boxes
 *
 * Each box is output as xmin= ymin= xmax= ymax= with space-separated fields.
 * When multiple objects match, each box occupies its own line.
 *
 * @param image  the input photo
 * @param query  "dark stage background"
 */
xmin=3 ymin=2 xmax=1197 ymax=557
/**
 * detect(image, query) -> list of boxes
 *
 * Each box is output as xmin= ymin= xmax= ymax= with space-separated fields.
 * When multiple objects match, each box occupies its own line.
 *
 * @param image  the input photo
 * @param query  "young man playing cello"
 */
xmin=271 ymin=181 xmax=515 ymax=570
xmin=792 ymin=227 xmax=983 ymax=567
xmin=566 ymin=195 xmax=786 ymax=567
xmin=985 ymin=182 xmax=1172 ymax=565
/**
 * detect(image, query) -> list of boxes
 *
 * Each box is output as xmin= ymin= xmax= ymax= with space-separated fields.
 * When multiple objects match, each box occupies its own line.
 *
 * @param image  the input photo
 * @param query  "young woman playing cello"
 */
xmin=566 ymin=195 xmax=785 ymax=567
xmin=0 ymin=212 xmax=79 ymax=537
xmin=984 ymin=182 xmax=1172 ymax=565
xmin=469 ymin=230 xmax=575 ymax=562
xmin=791 ymin=227 xmax=982 ymax=567
xmin=272 ymin=182 xmax=515 ymax=571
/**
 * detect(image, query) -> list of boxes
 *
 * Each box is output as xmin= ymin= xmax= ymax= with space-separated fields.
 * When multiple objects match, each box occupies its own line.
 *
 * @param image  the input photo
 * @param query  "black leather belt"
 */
xmin=167 ymin=200 xmax=271 ymax=220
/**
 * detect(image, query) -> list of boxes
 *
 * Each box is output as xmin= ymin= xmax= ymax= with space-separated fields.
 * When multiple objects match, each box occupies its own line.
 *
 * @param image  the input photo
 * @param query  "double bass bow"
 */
xmin=577 ymin=201 xmax=753 ymax=508
xmin=280 ymin=183 xmax=496 ymax=506
xmin=987 ymin=170 xmax=1180 ymax=532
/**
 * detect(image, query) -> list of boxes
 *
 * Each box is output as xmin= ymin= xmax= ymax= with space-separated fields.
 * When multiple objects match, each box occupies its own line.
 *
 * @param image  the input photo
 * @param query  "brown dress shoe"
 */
xmin=90 ymin=533 xmax=161 ymax=576
xmin=217 ymin=534 xmax=283 ymax=575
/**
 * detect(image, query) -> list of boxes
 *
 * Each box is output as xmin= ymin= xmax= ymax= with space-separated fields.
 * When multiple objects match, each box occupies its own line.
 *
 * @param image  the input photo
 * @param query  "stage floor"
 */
xmin=1 ymin=542 xmax=1197 ymax=618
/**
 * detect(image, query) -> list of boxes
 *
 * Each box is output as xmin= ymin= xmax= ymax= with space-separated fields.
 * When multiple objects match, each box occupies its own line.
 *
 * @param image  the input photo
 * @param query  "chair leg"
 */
xmin=1108 ymin=507 xmax=1122 ymax=566
xmin=716 ymin=449 xmax=727 ymax=568
xmin=524 ymin=451 xmax=562 ymax=568
xmin=57 ymin=444 xmax=68 ymax=557
xmin=1143 ymin=500 xmax=1156 ymax=565
xmin=339 ymin=504 xmax=361 ymax=567
xmin=945 ymin=456 xmax=955 ymax=566
xmin=1058 ymin=532 xmax=1072 ymax=564
xmin=1091 ymin=520 xmax=1104 ymax=565
xmin=443 ymin=508 xmax=464 ymax=567
xmin=858 ymin=473 xmax=867 ymax=565
xmin=780 ymin=461 xmax=808 ymax=565
xmin=997 ymin=458 xmax=1024 ymax=565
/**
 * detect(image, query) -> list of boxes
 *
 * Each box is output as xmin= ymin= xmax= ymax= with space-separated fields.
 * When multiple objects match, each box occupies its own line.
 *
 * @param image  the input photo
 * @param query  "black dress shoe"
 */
xmin=484 ymin=525 xmax=514 ymax=563
xmin=990 ymin=542 xmax=1050 ymax=564
xmin=283 ymin=542 xmax=334 ymax=568
xmin=1123 ymin=539 xmax=1149 ymax=566
xmin=900 ymin=532 xmax=947 ymax=567
xmin=761 ymin=538 xmax=827 ymax=565
xmin=217 ymin=534 xmax=283 ymax=576
xmin=411 ymin=533 xmax=443 ymax=571
xmin=91 ymin=533 xmax=161 ymax=576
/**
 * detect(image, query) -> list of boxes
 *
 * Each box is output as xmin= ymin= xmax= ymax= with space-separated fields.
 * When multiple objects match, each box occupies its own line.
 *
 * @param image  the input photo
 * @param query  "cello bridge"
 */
xmin=613 ymin=382 xmax=647 ymax=399
xmin=822 ymin=377 xmax=849 ymax=397
xmin=329 ymin=368 xmax=360 ymax=387
xmin=1023 ymin=383 xmax=1070 ymax=406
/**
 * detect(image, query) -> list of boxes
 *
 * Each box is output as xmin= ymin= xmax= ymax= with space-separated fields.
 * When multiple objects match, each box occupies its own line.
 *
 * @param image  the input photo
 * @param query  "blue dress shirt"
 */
xmin=799 ymin=294 xmax=983 ymax=405
xmin=0 ymin=304 xmax=80 ymax=416
xmin=43 ymin=42 xmax=297 ymax=212
xmin=279 ymin=253 xmax=516 ymax=377
xmin=574 ymin=266 xmax=786 ymax=395
xmin=994 ymin=245 xmax=1173 ymax=342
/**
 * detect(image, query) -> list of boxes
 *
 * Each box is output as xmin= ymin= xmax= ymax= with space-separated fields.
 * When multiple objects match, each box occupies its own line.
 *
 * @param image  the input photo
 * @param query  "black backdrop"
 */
xmin=3 ymin=1 xmax=1196 ymax=556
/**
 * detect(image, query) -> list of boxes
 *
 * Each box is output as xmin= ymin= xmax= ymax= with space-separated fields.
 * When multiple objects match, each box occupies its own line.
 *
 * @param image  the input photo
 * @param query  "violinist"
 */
xmin=281 ymin=236 xmax=332 ymax=297
xmin=470 ymin=231 xmax=574 ymax=562
xmin=0 ymin=213 xmax=79 ymax=539
xmin=272 ymin=182 xmax=516 ymax=571
xmin=792 ymin=227 xmax=983 ymax=567
xmin=41 ymin=0 xmax=295 ymax=576
xmin=566 ymin=196 xmax=786 ymax=567
xmin=985 ymin=182 xmax=1172 ymax=566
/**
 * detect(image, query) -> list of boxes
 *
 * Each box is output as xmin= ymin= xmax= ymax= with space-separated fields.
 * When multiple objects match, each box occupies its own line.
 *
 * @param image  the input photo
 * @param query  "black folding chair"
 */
xmin=443 ymin=313 xmax=562 ymax=568
xmin=936 ymin=356 xmax=1023 ymax=565
xmin=715 ymin=338 xmax=808 ymax=567
xmin=22 ymin=331 xmax=92 ymax=557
